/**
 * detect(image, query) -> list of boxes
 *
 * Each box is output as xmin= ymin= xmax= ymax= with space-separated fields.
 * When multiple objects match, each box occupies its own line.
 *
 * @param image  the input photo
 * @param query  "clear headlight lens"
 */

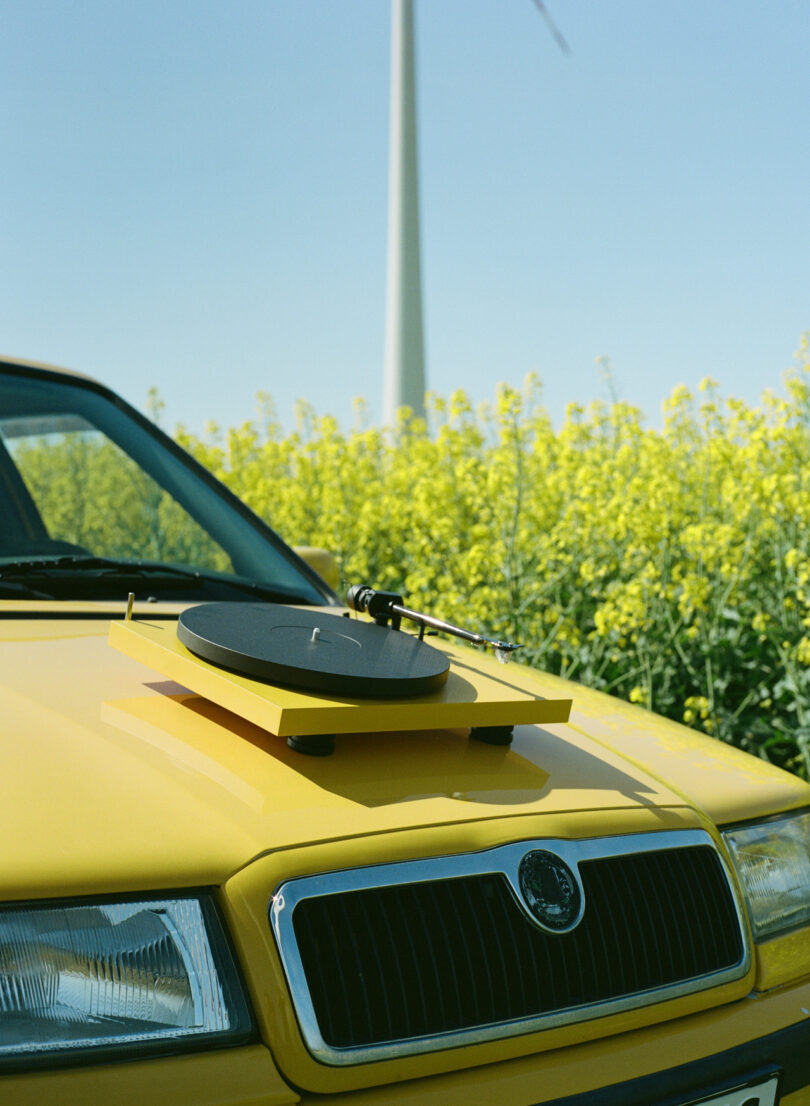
xmin=723 ymin=811 xmax=810 ymax=940
xmin=0 ymin=893 xmax=252 ymax=1064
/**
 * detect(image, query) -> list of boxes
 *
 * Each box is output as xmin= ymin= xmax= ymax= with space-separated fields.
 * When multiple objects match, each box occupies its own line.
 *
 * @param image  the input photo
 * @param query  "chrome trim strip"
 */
xmin=269 ymin=829 xmax=750 ymax=1066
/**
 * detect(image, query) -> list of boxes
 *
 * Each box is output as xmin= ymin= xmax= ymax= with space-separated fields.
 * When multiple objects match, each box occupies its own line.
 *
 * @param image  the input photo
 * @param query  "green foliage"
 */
xmin=14 ymin=346 xmax=810 ymax=776
xmin=11 ymin=432 xmax=231 ymax=571
xmin=176 ymin=337 xmax=810 ymax=777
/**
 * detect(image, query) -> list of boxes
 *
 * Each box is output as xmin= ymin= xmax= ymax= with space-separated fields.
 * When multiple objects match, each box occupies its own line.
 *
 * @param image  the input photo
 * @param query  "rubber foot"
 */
xmin=287 ymin=733 xmax=335 ymax=756
xmin=470 ymin=725 xmax=514 ymax=746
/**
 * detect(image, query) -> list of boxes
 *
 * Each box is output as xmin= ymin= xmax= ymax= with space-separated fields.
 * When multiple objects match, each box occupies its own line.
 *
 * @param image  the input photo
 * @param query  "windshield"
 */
xmin=0 ymin=367 xmax=330 ymax=605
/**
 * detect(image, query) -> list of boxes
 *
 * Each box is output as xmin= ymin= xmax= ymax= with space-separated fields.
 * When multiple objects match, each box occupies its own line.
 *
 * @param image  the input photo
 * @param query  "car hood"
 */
xmin=1 ymin=609 xmax=807 ymax=901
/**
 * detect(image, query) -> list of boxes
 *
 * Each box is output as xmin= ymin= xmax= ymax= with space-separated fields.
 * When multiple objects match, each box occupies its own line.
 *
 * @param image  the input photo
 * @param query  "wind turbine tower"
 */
xmin=381 ymin=0 xmax=568 ymax=427
xmin=383 ymin=0 xmax=426 ymax=426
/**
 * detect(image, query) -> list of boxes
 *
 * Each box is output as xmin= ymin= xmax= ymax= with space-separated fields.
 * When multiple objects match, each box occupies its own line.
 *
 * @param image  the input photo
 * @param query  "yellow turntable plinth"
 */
xmin=109 ymin=617 xmax=572 ymax=737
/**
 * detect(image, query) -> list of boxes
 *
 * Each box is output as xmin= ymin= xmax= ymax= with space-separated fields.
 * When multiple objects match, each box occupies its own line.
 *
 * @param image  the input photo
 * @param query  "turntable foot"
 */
xmin=287 ymin=733 xmax=336 ymax=756
xmin=470 ymin=725 xmax=514 ymax=746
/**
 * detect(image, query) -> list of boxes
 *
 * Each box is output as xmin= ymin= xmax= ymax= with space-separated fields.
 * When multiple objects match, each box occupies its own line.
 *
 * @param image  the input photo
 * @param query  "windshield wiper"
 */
xmin=0 ymin=556 xmax=316 ymax=605
xmin=0 ymin=579 xmax=57 ymax=600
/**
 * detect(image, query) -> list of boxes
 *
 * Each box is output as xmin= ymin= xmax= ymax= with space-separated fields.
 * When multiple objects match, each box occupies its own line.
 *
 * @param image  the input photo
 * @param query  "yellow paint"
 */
xmin=509 ymin=662 xmax=810 ymax=826
xmin=2 ymin=997 xmax=809 ymax=1105
xmin=223 ymin=811 xmax=746 ymax=1095
xmin=2 ymin=990 xmax=809 ymax=1106
xmin=108 ymin=617 xmax=572 ymax=737
xmin=0 ymin=598 xmax=189 ymax=618
xmin=756 ymin=925 xmax=810 ymax=991
xmin=0 ymin=616 xmax=681 ymax=903
xmin=292 ymin=545 xmax=340 ymax=590
xmin=226 ymin=833 xmax=810 ymax=1099
xmin=297 ymin=978 xmax=810 ymax=1102
xmin=1 ymin=610 xmax=807 ymax=906
xmin=0 ymin=1045 xmax=298 ymax=1106
xmin=272 ymin=975 xmax=809 ymax=1103
xmin=3 ymin=607 xmax=810 ymax=1100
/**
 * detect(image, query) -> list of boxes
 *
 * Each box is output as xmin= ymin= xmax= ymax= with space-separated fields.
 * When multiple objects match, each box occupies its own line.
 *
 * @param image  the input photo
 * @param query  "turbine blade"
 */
xmin=530 ymin=0 xmax=572 ymax=54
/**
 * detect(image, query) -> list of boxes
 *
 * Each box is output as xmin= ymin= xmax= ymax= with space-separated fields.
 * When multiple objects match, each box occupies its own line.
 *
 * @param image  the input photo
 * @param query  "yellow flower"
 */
xmin=101 ymin=369 xmax=810 ymax=779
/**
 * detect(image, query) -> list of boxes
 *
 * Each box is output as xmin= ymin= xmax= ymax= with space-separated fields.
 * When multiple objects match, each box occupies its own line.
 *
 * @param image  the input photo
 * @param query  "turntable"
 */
xmin=109 ymin=585 xmax=572 ymax=755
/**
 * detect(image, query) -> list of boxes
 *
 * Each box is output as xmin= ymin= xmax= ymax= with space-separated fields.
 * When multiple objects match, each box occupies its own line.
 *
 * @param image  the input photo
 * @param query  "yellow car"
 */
xmin=1 ymin=355 xmax=810 ymax=1106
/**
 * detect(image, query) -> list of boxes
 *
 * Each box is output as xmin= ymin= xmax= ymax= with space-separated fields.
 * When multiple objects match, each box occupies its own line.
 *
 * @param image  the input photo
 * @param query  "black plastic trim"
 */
xmin=539 ymin=1012 xmax=810 ymax=1105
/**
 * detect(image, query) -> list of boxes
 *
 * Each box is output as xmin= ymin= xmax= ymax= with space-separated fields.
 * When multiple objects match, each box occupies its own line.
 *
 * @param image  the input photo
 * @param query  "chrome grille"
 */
xmin=270 ymin=831 xmax=749 ymax=1065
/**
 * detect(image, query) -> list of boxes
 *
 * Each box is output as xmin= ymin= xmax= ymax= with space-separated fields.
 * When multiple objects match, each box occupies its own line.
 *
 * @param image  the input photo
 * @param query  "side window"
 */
xmin=0 ymin=414 xmax=233 ymax=572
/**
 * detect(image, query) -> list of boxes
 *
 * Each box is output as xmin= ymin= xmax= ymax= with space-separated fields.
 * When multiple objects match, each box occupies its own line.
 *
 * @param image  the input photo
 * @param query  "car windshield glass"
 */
xmin=0 ymin=369 xmax=327 ymax=604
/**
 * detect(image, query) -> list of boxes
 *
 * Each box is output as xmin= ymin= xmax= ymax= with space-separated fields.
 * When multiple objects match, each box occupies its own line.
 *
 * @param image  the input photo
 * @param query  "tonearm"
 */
xmin=346 ymin=584 xmax=521 ymax=664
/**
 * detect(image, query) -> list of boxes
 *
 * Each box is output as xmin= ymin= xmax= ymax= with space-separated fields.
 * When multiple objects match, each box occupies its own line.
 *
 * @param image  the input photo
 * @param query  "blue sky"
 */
xmin=1 ymin=0 xmax=807 ymax=434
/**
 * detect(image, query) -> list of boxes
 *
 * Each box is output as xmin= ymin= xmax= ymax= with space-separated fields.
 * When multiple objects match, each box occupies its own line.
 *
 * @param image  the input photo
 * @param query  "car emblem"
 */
xmin=518 ymin=850 xmax=583 ymax=933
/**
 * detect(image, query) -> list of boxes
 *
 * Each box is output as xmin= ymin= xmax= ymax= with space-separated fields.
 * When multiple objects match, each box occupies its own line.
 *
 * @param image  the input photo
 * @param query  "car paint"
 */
xmin=3 ymin=606 xmax=807 ymax=905
xmin=3 ymin=987 xmax=810 ymax=1105
xmin=3 ymin=604 xmax=810 ymax=1102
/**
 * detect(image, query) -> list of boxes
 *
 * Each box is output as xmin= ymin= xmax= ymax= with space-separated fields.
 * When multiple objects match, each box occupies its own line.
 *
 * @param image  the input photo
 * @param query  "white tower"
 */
xmin=383 ymin=0 xmax=426 ymax=425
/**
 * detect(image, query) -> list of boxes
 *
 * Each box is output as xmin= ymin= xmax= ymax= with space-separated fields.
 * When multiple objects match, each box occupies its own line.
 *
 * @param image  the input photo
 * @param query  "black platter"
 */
xmin=177 ymin=603 xmax=450 ymax=698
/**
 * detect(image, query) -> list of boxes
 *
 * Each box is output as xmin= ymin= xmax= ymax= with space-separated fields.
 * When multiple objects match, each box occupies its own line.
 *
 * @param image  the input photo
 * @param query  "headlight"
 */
xmin=0 ymin=892 xmax=252 ymax=1066
xmin=723 ymin=811 xmax=810 ymax=940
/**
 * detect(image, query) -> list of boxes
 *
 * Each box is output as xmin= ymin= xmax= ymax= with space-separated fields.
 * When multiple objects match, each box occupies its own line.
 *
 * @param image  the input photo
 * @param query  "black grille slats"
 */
xmin=291 ymin=845 xmax=743 ymax=1050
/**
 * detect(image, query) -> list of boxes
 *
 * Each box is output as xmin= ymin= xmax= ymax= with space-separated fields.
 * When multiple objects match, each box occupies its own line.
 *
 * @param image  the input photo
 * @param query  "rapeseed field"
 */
xmin=13 ymin=341 xmax=810 ymax=776
xmin=176 ymin=337 xmax=810 ymax=777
